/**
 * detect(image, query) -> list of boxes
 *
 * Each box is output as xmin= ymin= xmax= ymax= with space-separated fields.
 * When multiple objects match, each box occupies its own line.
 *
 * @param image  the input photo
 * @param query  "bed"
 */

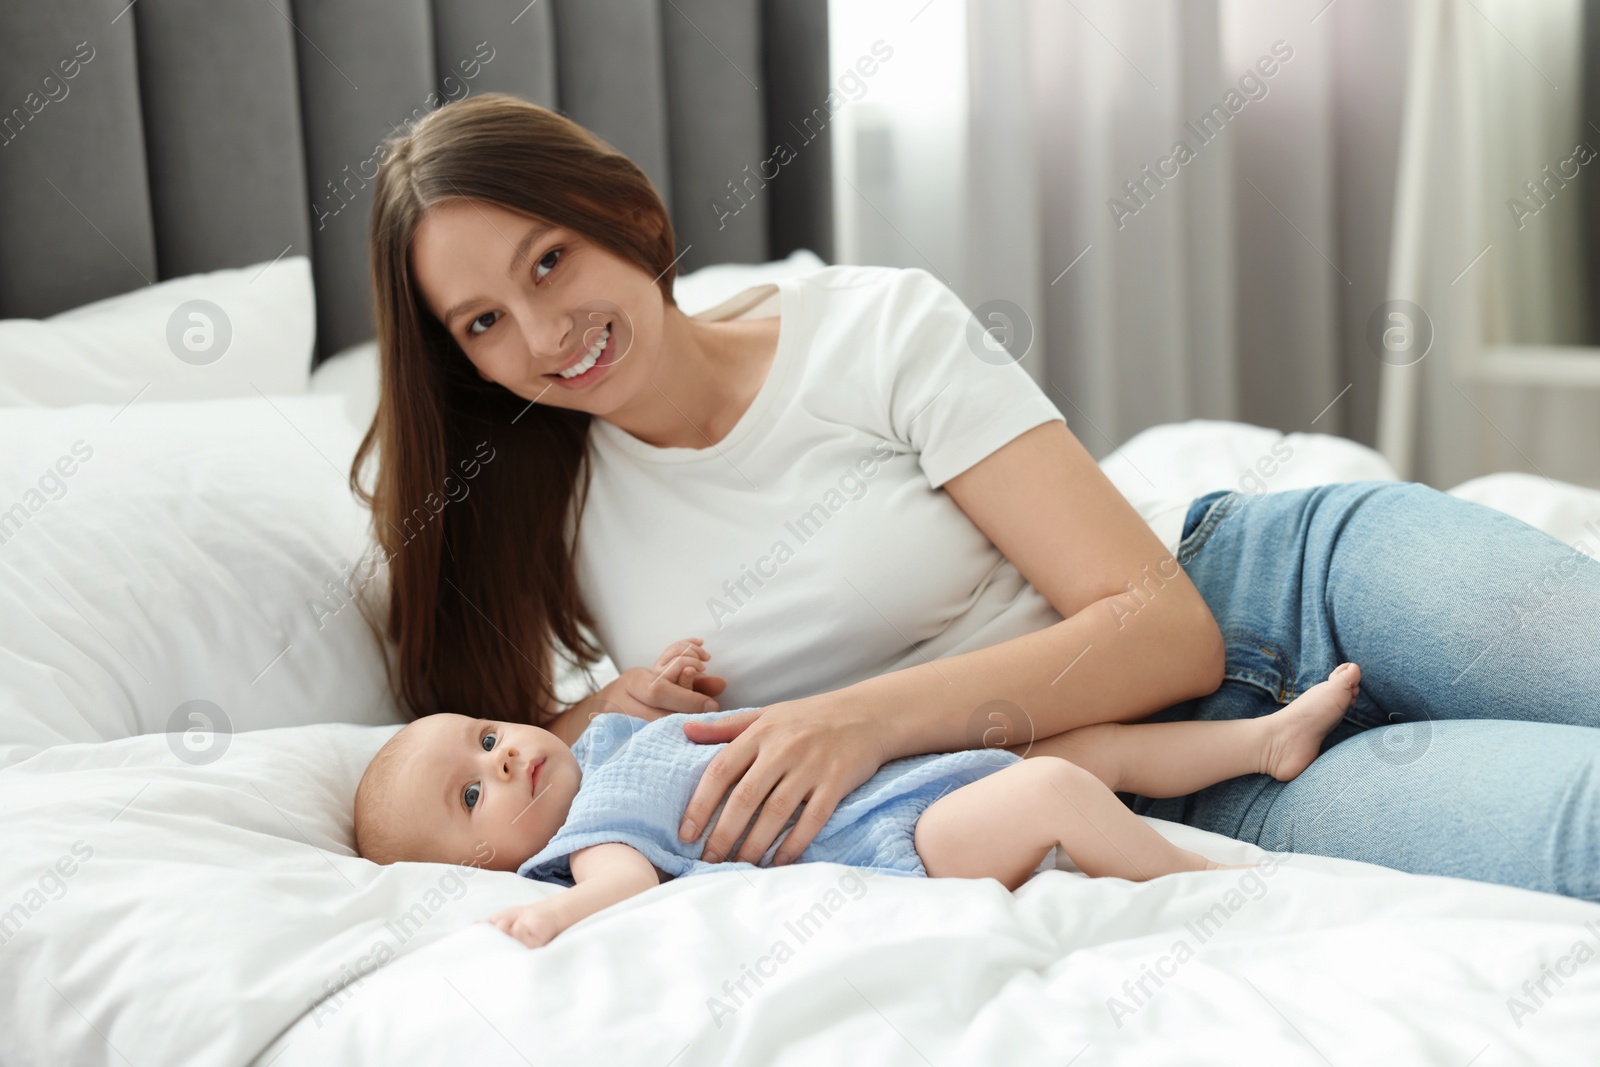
xmin=5 ymin=363 xmax=1600 ymax=1066
xmin=5 ymin=6 xmax=1600 ymax=1066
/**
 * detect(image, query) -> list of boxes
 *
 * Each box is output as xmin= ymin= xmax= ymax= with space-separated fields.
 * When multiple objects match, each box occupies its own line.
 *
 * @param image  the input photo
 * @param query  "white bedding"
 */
xmin=267 ymin=830 xmax=1600 ymax=1066
xmin=0 ymin=396 xmax=402 ymax=768
xmin=256 ymin=419 xmax=1600 ymax=1067
xmin=5 ymin=392 xmax=1600 ymax=1065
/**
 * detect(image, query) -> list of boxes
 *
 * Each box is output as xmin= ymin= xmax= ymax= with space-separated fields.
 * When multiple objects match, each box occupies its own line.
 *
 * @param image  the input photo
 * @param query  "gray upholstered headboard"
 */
xmin=0 ymin=0 xmax=833 ymax=362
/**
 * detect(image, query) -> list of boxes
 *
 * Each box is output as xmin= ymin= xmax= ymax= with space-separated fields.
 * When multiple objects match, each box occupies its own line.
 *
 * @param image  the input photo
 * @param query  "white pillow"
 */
xmin=672 ymin=247 xmax=826 ymax=315
xmin=0 ymin=724 xmax=546 ymax=1067
xmin=0 ymin=255 xmax=314 ymax=406
xmin=1447 ymin=472 xmax=1600 ymax=551
xmin=0 ymin=395 xmax=403 ymax=769
xmin=310 ymin=339 xmax=381 ymax=434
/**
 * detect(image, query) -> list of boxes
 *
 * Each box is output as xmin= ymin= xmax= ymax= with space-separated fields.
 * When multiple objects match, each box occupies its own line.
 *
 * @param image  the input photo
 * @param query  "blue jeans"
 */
xmin=1124 ymin=480 xmax=1600 ymax=902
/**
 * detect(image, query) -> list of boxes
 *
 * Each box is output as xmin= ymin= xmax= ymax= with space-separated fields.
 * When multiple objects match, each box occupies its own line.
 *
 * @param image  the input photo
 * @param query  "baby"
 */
xmin=354 ymin=656 xmax=1362 ymax=949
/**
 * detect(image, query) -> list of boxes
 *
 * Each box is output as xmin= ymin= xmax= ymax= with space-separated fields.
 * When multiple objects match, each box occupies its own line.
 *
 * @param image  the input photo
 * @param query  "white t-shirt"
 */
xmin=571 ymin=265 xmax=1184 ymax=709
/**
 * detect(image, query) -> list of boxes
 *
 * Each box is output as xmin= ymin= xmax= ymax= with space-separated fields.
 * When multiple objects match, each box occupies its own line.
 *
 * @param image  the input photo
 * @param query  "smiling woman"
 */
xmin=353 ymin=93 xmax=693 ymax=731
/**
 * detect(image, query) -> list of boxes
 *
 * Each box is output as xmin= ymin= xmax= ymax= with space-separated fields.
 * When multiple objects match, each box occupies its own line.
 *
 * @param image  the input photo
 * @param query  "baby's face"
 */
xmin=388 ymin=713 xmax=581 ymax=871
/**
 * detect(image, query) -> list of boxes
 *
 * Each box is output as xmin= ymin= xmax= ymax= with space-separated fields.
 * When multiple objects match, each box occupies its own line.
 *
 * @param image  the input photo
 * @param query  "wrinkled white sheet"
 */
xmin=265 ymin=828 xmax=1600 ymax=1067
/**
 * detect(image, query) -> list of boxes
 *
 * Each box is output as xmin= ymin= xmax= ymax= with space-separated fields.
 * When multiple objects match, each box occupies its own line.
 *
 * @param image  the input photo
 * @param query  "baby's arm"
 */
xmin=484 ymin=843 xmax=660 ymax=949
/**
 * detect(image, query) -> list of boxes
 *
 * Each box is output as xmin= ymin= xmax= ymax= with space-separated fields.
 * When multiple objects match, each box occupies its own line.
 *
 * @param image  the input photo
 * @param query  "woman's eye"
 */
xmin=535 ymin=247 xmax=562 ymax=281
xmin=463 ymin=782 xmax=481 ymax=811
xmin=481 ymin=731 xmax=497 ymax=752
xmin=462 ymin=246 xmax=561 ymax=338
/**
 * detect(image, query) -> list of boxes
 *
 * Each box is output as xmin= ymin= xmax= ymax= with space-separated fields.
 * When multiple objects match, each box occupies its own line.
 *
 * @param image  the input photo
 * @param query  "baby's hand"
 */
xmin=482 ymin=900 xmax=566 ymax=949
xmin=652 ymin=636 xmax=716 ymax=692
xmin=594 ymin=638 xmax=728 ymax=722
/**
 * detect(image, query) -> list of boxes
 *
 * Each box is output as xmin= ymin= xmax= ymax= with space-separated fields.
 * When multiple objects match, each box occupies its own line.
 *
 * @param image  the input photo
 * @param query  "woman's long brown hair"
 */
xmin=350 ymin=93 xmax=679 ymax=725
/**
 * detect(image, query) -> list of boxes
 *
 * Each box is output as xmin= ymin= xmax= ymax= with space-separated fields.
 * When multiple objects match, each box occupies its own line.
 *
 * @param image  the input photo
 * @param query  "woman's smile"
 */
xmin=547 ymin=319 xmax=619 ymax=388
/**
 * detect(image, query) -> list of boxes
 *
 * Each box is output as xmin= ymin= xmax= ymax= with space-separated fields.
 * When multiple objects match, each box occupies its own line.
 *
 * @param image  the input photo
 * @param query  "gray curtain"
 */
xmin=838 ymin=0 xmax=1417 ymax=473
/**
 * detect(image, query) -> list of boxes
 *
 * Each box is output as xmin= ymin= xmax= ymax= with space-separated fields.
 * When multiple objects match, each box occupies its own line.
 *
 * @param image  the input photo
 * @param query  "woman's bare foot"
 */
xmin=1259 ymin=662 xmax=1361 ymax=781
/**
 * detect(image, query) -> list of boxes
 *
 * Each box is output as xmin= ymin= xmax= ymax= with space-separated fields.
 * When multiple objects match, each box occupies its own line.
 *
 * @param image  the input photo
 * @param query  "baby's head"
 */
xmin=354 ymin=713 xmax=581 ymax=871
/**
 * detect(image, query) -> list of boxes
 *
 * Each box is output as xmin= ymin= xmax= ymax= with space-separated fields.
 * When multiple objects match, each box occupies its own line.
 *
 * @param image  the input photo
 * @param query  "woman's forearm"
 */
xmin=847 ymin=589 xmax=1225 ymax=763
xmin=546 ymin=691 xmax=604 ymax=746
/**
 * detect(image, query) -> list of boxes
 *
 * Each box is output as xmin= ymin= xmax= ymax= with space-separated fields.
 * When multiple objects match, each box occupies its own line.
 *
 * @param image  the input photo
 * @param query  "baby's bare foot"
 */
xmin=1261 ymin=662 xmax=1361 ymax=781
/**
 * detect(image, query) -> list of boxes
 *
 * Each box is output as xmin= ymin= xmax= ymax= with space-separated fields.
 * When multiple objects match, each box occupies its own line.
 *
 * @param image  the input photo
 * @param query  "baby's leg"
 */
xmin=1016 ymin=663 xmax=1362 ymax=796
xmin=914 ymin=757 xmax=1228 ymax=889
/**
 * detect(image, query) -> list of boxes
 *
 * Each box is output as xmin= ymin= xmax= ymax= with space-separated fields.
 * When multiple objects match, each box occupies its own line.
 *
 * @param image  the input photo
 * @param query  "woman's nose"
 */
xmin=515 ymin=309 xmax=571 ymax=365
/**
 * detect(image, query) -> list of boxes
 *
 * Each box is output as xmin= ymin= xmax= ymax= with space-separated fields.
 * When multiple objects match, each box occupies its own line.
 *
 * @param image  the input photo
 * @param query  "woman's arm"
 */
xmin=863 ymin=418 xmax=1224 ymax=758
xmin=482 ymin=842 xmax=660 ymax=948
xmin=680 ymin=420 xmax=1225 ymax=866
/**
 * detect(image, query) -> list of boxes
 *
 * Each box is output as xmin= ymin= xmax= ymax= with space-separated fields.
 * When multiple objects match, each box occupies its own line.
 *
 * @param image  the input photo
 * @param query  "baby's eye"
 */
xmin=467 ymin=310 xmax=500 ymax=336
xmin=463 ymin=782 xmax=481 ymax=810
xmin=481 ymin=731 xmax=497 ymax=752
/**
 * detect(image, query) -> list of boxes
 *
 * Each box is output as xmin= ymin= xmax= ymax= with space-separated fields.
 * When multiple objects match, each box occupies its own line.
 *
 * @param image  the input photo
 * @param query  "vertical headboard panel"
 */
xmin=660 ymin=0 xmax=769 ymax=272
xmin=552 ymin=0 xmax=675 ymax=207
xmin=762 ymin=0 xmax=833 ymax=264
xmin=134 ymin=0 xmax=312 ymax=281
xmin=434 ymin=0 xmax=558 ymax=110
xmin=291 ymin=0 xmax=438 ymax=360
xmin=0 ymin=1 xmax=833 ymax=362
xmin=0 ymin=2 xmax=158 ymax=317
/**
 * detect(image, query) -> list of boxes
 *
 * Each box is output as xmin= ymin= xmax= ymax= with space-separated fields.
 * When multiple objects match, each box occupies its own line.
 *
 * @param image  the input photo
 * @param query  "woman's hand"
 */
xmin=594 ymin=637 xmax=727 ymax=723
xmin=676 ymin=691 xmax=890 ymax=867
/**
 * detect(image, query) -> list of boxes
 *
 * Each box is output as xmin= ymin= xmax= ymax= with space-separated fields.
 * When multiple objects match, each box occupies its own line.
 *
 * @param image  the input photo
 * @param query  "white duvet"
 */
xmin=3 ymin=394 xmax=1599 ymax=1067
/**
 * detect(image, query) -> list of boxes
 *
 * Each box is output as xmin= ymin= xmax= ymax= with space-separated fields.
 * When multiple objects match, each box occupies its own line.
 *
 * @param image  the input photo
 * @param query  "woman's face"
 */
xmin=409 ymin=199 xmax=664 ymax=415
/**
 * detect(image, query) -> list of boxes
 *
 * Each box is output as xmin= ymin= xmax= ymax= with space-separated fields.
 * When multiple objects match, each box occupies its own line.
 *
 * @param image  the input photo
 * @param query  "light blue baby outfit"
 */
xmin=517 ymin=709 xmax=1019 ymax=886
